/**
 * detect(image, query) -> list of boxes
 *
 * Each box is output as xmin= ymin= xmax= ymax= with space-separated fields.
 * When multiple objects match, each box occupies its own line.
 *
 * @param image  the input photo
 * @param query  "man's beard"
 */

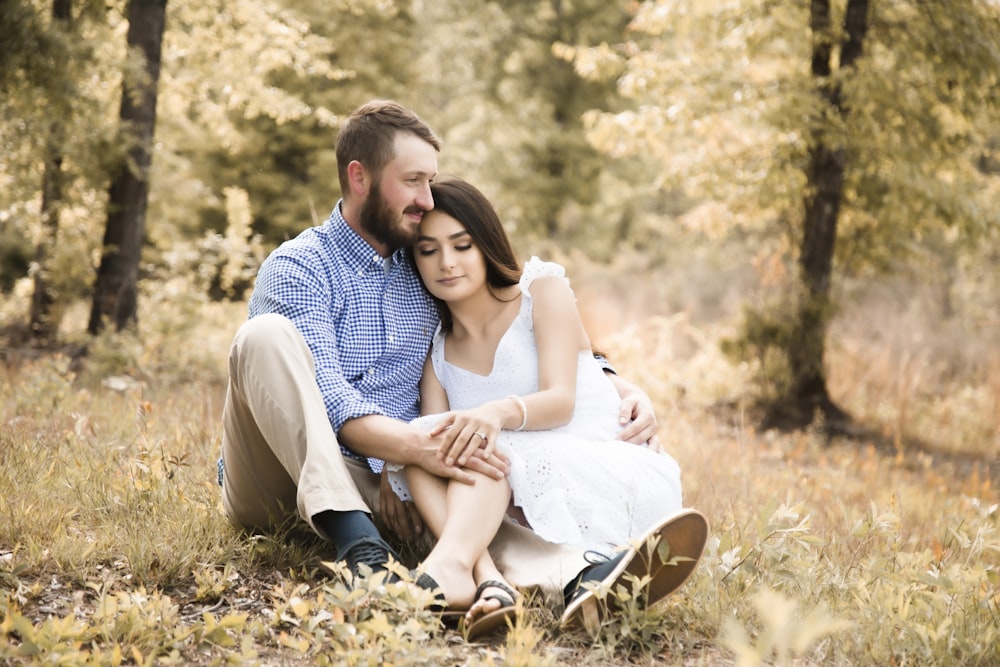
xmin=359 ymin=182 xmax=423 ymax=250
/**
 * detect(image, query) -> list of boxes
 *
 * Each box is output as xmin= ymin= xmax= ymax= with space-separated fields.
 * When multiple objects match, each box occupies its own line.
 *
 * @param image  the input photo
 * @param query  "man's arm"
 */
xmin=250 ymin=250 xmax=384 ymax=433
xmin=337 ymin=414 xmax=509 ymax=483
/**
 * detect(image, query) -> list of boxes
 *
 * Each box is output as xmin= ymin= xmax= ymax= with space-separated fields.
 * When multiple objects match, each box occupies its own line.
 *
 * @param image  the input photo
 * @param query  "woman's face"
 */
xmin=414 ymin=210 xmax=487 ymax=304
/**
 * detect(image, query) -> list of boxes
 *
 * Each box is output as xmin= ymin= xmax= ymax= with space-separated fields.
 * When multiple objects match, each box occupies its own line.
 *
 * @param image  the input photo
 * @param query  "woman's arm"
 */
xmin=427 ymin=276 xmax=588 ymax=465
xmin=418 ymin=353 xmax=450 ymax=416
xmin=527 ymin=275 xmax=590 ymax=426
xmin=531 ymin=277 xmax=662 ymax=447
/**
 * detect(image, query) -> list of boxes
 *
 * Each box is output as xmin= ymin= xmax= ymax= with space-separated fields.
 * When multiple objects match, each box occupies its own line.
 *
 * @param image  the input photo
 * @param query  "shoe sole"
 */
xmin=462 ymin=604 xmax=518 ymax=642
xmin=560 ymin=508 xmax=709 ymax=633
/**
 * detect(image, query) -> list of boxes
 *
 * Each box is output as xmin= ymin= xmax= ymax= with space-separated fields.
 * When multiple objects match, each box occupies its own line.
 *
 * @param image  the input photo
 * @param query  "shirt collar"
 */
xmin=328 ymin=201 xmax=410 ymax=275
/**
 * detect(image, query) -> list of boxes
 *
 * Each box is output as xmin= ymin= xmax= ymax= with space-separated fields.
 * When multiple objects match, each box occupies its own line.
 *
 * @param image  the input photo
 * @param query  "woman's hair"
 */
xmin=335 ymin=100 xmax=441 ymax=196
xmin=423 ymin=177 xmax=522 ymax=332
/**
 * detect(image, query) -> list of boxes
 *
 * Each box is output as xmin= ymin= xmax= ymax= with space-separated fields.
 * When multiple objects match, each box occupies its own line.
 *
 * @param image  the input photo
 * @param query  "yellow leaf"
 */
xmin=278 ymin=631 xmax=310 ymax=652
xmin=206 ymin=626 xmax=236 ymax=647
xmin=218 ymin=612 xmax=248 ymax=629
xmin=290 ymin=596 xmax=310 ymax=618
xmin=363 ymin=611 xmax=393 ymax=637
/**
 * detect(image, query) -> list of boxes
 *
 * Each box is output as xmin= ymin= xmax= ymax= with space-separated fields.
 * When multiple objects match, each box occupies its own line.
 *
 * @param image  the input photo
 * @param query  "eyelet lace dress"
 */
xmin=388 ymin=257 xmax=683 ymax=553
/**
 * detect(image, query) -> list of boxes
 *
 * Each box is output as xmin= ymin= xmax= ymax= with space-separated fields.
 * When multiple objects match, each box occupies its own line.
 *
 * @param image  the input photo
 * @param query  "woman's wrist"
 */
xmin=507 ymin=395 xmax=528 ymax=431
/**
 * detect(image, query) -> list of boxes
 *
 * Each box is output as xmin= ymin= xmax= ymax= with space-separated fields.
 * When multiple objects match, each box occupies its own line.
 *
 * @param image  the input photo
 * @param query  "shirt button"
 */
xmin=388 ymin=335 xmax=395 ymax=344
xmin=356 ymin=269 xmax=363 ymax=277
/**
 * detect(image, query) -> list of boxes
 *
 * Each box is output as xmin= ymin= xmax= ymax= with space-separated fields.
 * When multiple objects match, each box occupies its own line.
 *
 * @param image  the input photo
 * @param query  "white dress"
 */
xmin=389 ymin=257 xmax=684 ymax=554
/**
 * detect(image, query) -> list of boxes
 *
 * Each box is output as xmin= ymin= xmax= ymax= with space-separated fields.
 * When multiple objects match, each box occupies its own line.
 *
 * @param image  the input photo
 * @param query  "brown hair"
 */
xmin=425 ymin=177 xmax=521 ymax=332
xmin=335 ymin=100 xmax=441 ymax=196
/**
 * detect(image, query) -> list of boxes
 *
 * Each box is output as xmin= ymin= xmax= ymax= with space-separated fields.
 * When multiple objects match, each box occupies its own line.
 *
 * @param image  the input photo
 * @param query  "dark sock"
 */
xmin=313 ymin=510 xmax=381 ymax=553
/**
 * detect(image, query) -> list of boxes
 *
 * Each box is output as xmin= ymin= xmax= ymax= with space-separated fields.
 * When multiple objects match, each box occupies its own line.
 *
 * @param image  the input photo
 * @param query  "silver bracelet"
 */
xmin=507 ymin=394 xmax=528 ymax=431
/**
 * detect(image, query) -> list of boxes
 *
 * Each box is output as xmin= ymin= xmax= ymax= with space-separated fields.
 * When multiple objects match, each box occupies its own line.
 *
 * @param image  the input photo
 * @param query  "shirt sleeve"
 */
xmin=593 ymin=353 xmax=617 ymax=375
xmin=249 ymin=251 xmax=386 ymax=436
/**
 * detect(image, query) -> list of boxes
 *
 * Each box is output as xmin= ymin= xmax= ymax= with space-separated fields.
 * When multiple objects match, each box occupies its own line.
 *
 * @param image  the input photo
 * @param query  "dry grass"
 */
xmin=1 ymin=268 xmax=998 ymax=665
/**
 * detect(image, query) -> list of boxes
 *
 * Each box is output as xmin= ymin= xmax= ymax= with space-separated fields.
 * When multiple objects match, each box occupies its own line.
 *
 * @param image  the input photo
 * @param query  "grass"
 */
xmin=1 ymin=276 xmax=998 ymax=665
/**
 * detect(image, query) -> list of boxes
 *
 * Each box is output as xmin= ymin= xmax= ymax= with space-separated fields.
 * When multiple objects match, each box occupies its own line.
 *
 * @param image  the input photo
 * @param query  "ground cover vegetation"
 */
xmin=2 ymin=0 xmax=999 ymax=664
xmin=0 ymin=272 xmax=997 ymax=665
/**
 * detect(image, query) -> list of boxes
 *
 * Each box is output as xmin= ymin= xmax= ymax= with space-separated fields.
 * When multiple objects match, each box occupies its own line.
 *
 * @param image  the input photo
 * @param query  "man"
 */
xmin=219 ymin=99 xmax=706 ymax=629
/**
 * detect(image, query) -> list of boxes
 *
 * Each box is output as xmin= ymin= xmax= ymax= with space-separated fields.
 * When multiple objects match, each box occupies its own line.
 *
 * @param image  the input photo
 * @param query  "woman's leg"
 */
xmin=407 ymin=465 xmax=511 ymax=610
xmin=465 ymin=549 xmax=518 ymax=624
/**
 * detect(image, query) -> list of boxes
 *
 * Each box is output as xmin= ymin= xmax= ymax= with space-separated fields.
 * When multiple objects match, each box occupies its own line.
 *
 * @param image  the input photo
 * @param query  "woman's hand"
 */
xmin=429 ymin=406 xmax=504 ymax=467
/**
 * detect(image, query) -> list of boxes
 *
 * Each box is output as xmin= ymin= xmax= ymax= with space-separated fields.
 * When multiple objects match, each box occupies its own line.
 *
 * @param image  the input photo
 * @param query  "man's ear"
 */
xmin=346 ymin=160 xmax=369 ymax=198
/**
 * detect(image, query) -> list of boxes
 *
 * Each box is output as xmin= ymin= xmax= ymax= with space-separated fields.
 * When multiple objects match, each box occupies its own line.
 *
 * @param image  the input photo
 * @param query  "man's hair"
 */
xmin=424 ymin=177 xmax=521 ymax=332
xmin=335 ymin=100 xmax=441 ymax=196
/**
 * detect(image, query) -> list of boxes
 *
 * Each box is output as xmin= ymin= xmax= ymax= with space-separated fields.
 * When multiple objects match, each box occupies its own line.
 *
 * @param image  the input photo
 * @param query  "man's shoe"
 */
xmin=561 ymin=550 xmax=635 ymax=633
xmin=560 ymin=509 xmax=709 ymax=632
xmin=325 ymin=536 xmax=403 ymax=582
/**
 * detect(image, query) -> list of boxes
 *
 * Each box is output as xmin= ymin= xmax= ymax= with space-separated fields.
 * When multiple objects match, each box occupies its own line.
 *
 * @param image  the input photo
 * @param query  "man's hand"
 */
xmin=415 ymin=430 xmax=510 ymax=484
xmin=338 ymin=413 xmax=510 ymax=488
xmin=644 ymin=434 xmax=664 ymax=453
xmin=458 ymin=442 xmax=511 ymax=479
xmin=378 ymin=469 xmax=424 ymax=542
xmin=610 ymin=376 xmax=661 ymax=446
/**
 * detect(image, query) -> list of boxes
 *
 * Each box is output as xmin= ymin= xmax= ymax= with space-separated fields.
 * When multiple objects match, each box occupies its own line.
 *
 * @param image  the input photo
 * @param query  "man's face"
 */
xmin=359 ymin=133 xmax=437 ymax=251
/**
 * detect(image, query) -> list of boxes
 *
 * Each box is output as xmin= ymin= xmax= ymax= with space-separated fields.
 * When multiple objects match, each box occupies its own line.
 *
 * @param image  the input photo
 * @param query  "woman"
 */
xmin=389 ymin=177 xmax=700 ymax=639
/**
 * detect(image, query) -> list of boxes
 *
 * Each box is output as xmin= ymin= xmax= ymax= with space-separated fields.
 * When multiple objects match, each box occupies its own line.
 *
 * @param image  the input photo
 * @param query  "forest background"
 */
xmin=1 ymin=0 xmax=999 ymax=665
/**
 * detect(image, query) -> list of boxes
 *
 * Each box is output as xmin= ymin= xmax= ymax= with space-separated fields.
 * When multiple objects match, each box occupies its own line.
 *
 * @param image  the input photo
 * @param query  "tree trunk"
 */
xmin=88 ymin=0 xmax=167 ymax=334
xmin=29 ymin=0 xmax=72 ymax=342
xmin=768 ymin=0 xmax=869 ymax=430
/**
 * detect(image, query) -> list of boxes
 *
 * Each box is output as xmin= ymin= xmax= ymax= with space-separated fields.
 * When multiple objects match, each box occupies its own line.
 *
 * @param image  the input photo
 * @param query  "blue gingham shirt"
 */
xmin=244 ymin=202 xmax=438 ymax=474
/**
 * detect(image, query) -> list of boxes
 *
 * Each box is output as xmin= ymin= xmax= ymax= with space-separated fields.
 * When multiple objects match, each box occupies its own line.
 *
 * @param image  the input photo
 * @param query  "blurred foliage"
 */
xmin=0 ymin=0 xmax=125 ymax=309
xmin=414 ymin=0 xmax=635 ymax=246
xmin=563 ymin=0 xmax=1000 ymax=410
xmin=1 ymin=0 xmax=999 ymax=418
xmin=569 ymin=0 xmax=1000 ymax=259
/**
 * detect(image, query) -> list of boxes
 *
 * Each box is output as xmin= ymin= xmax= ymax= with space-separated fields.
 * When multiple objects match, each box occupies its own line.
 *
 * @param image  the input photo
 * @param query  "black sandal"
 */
xmin=462 ymin=579 xmax=518 ymax=641
xmin=413 ymin=571 xmax=449 ymax=612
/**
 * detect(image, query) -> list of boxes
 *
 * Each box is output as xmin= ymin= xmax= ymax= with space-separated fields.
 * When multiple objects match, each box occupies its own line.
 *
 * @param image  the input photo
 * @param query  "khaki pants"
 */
xmin=220 ymin=314 xmax=587 ymax=601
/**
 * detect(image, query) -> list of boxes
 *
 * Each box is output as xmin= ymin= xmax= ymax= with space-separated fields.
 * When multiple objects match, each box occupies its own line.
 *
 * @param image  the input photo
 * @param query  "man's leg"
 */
xmin=220 ymin=314 xmax=392 ymax=572
xmin=559 ymin=509 xmax=710 ymax=632
xmin=487 ymin=520 xmax=589 ymax=605
xmin=342 ymin=458 xmax=437 ymax=559
xmin=489 ymin=511 xmax=709 ymax=629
